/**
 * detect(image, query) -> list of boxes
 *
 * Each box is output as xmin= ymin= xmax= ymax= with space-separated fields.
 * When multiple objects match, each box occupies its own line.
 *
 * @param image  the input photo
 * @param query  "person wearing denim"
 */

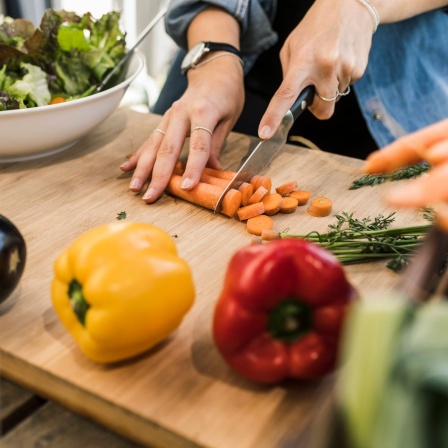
xmin=121 ymin=0 xmax=448 ymax=204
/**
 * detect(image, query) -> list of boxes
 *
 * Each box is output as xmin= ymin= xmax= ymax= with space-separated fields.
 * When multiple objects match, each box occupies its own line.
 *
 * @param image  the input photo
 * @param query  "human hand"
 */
xmin=120 ymin=56 xmax=244 ymax=203
xmin=258 ymin=0 xmax=375 ymax=140
xmin=363 ymin=118 xmax=448 ymax=212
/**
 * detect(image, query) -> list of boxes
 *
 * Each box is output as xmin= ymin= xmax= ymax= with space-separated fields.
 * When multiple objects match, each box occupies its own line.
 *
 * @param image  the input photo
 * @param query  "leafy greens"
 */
xmin=0 ymin=9 xmax=126 ymax=111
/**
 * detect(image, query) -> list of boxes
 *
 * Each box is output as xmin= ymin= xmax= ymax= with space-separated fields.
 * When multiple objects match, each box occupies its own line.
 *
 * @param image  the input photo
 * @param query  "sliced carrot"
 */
xmin=280 ymin=197 xmax=299 ymax=214
xmin=174 ymin=163 xmax=231 ymax=188
xmin=250 ymin=175 xmax=261 ymax=189
xmin=255 ymin=175 xmax=272 ymax=192
xmin=221 ymin=188 xmax=243 ymax=218
xmin=262 ymin=193 xmax=283 ymax=216
xmin=166 ymin=174 xmax=241 ymax=217
xmin=289 ymin=190 xmax=311 ymax=206
xmin=237 ymin=202 xmax=265 ymax=221
xmin=307 ymin=197 xmax=333 ymax=217
xmin=247 ymin=215 xmax=274 ymax=236
xmin=261 ymin=229 xmax=280 ymax=241
xmin=239 ymin=182 xmax=254 ymax=206
xmin=248 ymin=186 xmax=269 ymax=204
xmin=275 ymin=180 xmax=299 ymax=196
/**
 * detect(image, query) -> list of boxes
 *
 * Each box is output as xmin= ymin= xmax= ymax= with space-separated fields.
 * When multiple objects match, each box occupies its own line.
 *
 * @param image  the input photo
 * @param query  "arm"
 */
xmin=121 ymin=7 xmax=245 ymax=203
xmin=257 ymin=0 xmax=448 ymax=140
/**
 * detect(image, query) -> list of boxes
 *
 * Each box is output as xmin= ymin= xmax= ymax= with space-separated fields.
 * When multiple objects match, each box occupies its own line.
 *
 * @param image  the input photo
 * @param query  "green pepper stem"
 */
xmin=268 ymin=299 xmax=312 ymax=343
xmin=68 ymin=279 xmax=90 ymax=326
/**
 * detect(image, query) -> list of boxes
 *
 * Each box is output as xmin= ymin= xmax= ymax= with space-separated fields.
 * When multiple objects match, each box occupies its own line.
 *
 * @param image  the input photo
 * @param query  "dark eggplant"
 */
xmin=0 ymin=215 xmax=26 ymax=303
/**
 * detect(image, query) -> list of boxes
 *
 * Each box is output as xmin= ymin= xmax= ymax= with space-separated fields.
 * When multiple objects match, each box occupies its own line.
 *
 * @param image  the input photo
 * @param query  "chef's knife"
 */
xmin=214 ymin=85 xmax=315 ymax=213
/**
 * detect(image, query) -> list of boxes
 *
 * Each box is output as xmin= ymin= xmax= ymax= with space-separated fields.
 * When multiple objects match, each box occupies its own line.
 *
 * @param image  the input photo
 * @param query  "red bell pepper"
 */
xmin=213 ymin=239 xmax=357 ymax=384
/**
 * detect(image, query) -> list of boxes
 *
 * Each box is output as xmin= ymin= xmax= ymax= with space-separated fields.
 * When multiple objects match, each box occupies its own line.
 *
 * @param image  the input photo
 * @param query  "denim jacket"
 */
xmin=165 ymin=0 xmax=448 ymax=147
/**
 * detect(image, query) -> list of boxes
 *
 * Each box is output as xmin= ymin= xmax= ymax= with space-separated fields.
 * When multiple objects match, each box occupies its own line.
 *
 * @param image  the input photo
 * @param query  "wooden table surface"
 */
xmin=0 ymin=108 xmax=424 ymax=447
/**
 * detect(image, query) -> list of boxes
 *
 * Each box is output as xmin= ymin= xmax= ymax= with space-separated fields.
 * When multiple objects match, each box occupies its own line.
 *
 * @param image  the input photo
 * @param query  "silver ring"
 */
xmin=152 ymin=128 xmax=166 ymax=136
xmin=191 ymin=125 xmax=213 ymax=136
xmin=316 ymin=85 xmax=351 ymax=102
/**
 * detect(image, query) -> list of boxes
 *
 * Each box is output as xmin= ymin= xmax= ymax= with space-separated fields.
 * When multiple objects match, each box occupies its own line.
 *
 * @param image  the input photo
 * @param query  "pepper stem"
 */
xmin=68 ymin=279 xmax=90 ymax=326
xmin=268 ymin=299 xmax=312 ymax=342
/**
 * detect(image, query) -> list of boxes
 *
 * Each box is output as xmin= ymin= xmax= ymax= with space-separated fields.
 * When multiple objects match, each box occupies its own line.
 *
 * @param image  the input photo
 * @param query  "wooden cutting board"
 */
xmin=0 ymin=108 xmax=426 ymax=448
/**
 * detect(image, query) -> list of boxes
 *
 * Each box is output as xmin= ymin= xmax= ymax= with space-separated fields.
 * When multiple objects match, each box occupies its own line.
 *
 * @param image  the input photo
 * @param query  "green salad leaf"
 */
xmin=0 ymin=9 xmax=126 ymax=110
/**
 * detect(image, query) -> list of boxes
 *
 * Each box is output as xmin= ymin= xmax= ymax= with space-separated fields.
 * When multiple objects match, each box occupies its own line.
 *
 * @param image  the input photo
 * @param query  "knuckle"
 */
xmin=191 ymin=100 xmax=211 ymax=117
xmin=158 ymin=141 xmax=177 ymax=158
xmin=190 ymin=139 xmax=209 ymax=154
xmin=275 ymin=85 xmax=296 ymax=102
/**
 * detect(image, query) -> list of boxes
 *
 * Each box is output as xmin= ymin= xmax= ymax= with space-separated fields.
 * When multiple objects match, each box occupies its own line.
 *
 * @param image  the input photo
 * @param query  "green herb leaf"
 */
xmin=116 ymin=211 xmax=126 ymax=220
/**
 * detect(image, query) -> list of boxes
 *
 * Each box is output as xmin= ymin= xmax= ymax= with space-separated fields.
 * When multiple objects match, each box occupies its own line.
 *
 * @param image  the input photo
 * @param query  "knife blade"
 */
xmin=214 ymin=85 xmax=315 ymax=213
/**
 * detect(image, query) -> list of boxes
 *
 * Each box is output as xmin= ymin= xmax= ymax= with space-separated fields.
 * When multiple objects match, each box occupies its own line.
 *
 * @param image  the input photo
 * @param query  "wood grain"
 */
xmin=0 ymin=109 xmax=426 ymax=448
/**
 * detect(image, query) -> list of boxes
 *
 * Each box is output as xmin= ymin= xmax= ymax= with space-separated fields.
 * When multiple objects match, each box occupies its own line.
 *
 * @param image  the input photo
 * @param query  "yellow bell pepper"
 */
xmin=51 ymin=222 xmax=195 ymax=363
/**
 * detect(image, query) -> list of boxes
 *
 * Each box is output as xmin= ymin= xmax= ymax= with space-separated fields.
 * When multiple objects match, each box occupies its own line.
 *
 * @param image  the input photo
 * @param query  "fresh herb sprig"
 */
xmin=349 ymin=162 xmax=431 ymax=190
xmin=280 ymin=212 xmax=432 ymax=272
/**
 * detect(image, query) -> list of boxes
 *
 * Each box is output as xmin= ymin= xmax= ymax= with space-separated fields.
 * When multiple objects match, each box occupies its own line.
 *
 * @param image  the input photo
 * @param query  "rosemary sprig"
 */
xmin=349 ymin=162 xmax=431 ymax=190
xmin=280 ymin=212 xmax=433 ymax=272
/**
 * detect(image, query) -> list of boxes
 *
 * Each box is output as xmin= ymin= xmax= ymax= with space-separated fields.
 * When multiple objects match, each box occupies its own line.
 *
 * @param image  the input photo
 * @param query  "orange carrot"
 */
xmin=237 ymin=202 xmax=265 ymax=221
xmin=254 ymin=175 xmax=272 ymax=192
xmin=239 ymin=182 xmax=254 ymax=206
xmin=248 ymin=186 xmax=269 ymax=204
xmin=176 ymin=160 xmax=237 ymax=181
xmin=173 ymin=163 xmax=231 ymax=188
xmin=202 ymin=167 xmax=236 ymax=180
xmin=221 ymin=188 xmax=243 ymax=218
xmin=250 ymin=175 xmax=261 ymax=189
xmin=262 ymin=193 xmax=283 ymax=215
xmin=50 ymin=96 xmax=66 ymax=105
xmin=289 ymin=190 xmax=311 ymax=206
xmin=280 ymin=197 xmax=299 ymax=214
xmin=261 ymin=229 xmax=280 ymax=241
xmin=247 ymin=215 xmax=274 ymax=236
xmin=166 ymin=174 xmax=241 ymax=217
xmin=307 ymin=197 xmax=333 ymax=217
xmin=275 ymin=180 xmax=299 ymax=196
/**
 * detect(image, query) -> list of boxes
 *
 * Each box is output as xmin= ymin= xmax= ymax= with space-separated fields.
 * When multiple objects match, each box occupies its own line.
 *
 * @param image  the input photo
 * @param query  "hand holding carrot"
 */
xmin=363 ymin=118 xmax=448 ymax=229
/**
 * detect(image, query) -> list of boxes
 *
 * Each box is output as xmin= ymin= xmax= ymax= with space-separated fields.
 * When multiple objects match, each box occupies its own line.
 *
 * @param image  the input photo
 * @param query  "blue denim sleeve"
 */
xmin=165 ymin=0 xmax=278 ymax=72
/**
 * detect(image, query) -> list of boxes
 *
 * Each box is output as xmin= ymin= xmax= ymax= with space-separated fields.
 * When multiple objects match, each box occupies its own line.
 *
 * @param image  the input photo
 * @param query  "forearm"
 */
xmin=371 ymin=0 xmax=448 ymax=23
xmin=187 ymin=6 xmax=240 ymax=49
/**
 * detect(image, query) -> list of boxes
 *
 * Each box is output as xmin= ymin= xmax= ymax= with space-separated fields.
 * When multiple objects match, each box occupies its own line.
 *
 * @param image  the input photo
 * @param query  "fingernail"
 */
xmin=129 ymin=178 xmax=141 ymax=190
xmin=181 ymin=177 xmax=191 ymax=189
xmin=260 ymin=125 xmax=271 ymax=140
xmin=120 ymin=161 xmax=128 ymax=169
xmin=142 ymin=187 xmax=155 ymax=200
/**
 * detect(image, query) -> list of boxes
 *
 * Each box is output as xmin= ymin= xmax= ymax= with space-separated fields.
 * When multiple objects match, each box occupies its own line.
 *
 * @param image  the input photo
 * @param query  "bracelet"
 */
xmin=356 ymin=0 xmax=379 ymax=33
xmin=193 ymin=52 xmax=244 ymax=71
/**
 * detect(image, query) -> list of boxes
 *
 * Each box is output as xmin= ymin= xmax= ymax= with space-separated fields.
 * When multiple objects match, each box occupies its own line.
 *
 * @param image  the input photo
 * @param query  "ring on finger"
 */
xmin=152 ymin=128 xmax=166 ymax=136
xmin=316 ymin=85 xmax=351 ymax=102
xmin=191 ymin=125 xmax=213 ymax=136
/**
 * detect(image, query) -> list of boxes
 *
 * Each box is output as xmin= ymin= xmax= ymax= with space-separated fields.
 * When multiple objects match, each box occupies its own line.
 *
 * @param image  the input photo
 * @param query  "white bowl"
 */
xmin=0 ymin=51 xmax=145 ymax=163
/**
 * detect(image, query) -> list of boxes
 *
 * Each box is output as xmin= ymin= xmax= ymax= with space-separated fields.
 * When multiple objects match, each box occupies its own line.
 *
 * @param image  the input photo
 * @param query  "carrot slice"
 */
xmin=262 ymin=193 xmax=283 ymax=216
xmin=250 ymin=175 xmax=261 ymax=189
xmin=289 ymin=190 xmax=311 ymax=206
xmin=248 ymin=186 xmax=269 ymax=204
xmin=307 ymin=197 xmax=333 ymax=217
xmin=255 ymin=175 xmax=272 ymax=193
xmin=239 ymin=182 xmax=254 ymax=206
xmin=237 ymin=202 xmax=265 ymax=221
xmin=50 ymin=96 xmax=66 ymax=105
xmin=275 ymin=180 xmax=299 ymax=196
xmin=251 ymin=235 xmax=263 ymax=245
xmin=166 ymin=174 xmax=241 ymax=217
xmin=247 ymin=215 xmax=274 ymax=236
xmin=261 ymin=229 xmax=280 ymax=241
xmin=221 ymin=188 xmax=243 ymax=218
xmin=280 ymin=197 xmax=299 ymax=214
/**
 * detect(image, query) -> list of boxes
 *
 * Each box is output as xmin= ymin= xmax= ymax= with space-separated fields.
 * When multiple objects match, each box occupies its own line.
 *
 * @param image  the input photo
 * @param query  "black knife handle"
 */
xmin=290 ymin=85 xmax=315 ymax=121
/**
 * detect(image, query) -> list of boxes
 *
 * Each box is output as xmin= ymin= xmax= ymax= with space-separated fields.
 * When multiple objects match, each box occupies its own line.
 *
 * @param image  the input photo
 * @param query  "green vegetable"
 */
xmin=0 ymin=9 xmax=126 ymax=110
xmin=337 ymin=297 xmax=448 ymax=448
xmin=116 ymin=211 xmax=126 ymax=220
xmin=349 ymin=163 xmax=431 ymax=190
xmin=280 ymin=212 xmax=433 ymax=271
